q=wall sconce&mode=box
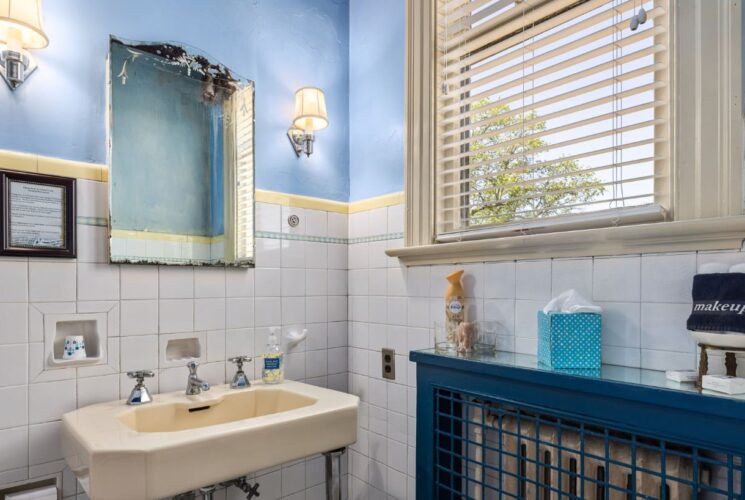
[0,0,49,90]
[287,87,328,157]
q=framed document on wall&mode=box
[0,171,76,258]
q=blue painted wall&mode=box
[349,0,405,201]
[0,0,350,202]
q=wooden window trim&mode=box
[390,0,744,266]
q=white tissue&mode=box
[730,263,745,274]
[542,289,602,314]
[698,262,729,274]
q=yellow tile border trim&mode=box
[254,189,350,214]
[0,149,107,181]
[348,192,405,214]
[0,149,404,213]
[111,229,223,244]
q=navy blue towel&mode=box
[687,273,745,333]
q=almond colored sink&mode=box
[62,381,359,500]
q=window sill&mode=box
[385,216,745,265]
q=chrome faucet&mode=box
[228,356,252,389]
[186,361,210,395]
[126,370,154,405]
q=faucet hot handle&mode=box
[229,356,252,371]
[127,370,154,384]
[186,361,199,375]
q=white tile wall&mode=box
[4,186,743,500]
[344,202,745,500]
[0,187,348,500]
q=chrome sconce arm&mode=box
[287,127,315,157]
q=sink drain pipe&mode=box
[324,447,346,500]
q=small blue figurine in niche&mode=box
[63,335,87,360]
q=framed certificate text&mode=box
[0,171,76,258]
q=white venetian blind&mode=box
[435,0,670,241]
[233,84,255,263]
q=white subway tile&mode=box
[281,268,306,297]
[77,374,119,407]
[76,225,108,263]
[640,303,696,353]
[305,269,328,296]
[516,260,551,301]
[641,349,695,371]
[406,266,430,298]
[120,335,158,372]
[159,266,194,299]
[29,421,63,465]
[206,330,226,362]
[120,265,158,300]
[159,299,194,333]
[484,299,516,336]
[551,258,593,298]
[194,268,225,298]
[77,263,119,301]
[225,268,254,298]
[281,240,305,268]
[593,256,641,302]
[29,379,76,424]
[254,297,281,327]
[305,242,328,270]
[387,205,404,234]
[226,298,253,329]
[484,261,516,299]
[226,328,253,359]
[514,300,543,339]
[328,212,348,239]
[0,426,27,472]
[0,386,27,429]
[282,297,305,325]
[0,303,27,344]
[255,268,281,297]
[195,298,226,331]
[29,262,76,302]
[328,296,348,322]
[0,344,27,386]
[0,261,27,302]
[641,253,696,303]
[598,301,641,348]
[328,243,348,270]
[306,296,327,324]
[305,209,328,237]
[256,203,281,232]
[255,238,281,268]
[120,300,158,335]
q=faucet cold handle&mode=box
[229,356,252,371]
[187,361,199,375]
[229,356,252,389]
[127,370,154,384]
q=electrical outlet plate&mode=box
[382,348,395,380]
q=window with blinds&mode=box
[435,0,670,241]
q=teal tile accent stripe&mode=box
[255,231,403,245]
[77,216,108,227]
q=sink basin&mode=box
[62,381,359,500]
[118,387,317,432]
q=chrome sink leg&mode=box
[199,485,216,500]
[324,447,345,500]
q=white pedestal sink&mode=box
[61,381,359,500]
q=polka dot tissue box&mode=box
[537,311,602,369]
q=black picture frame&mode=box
[0,170,76,258]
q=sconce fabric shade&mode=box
[293,87,328,132]
[0,0,48,49]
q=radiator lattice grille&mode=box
[434,388,744,499]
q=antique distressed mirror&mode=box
[108,38,254,266]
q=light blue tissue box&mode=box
[537,311,602,369]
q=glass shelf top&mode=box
[413,349,745,403]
